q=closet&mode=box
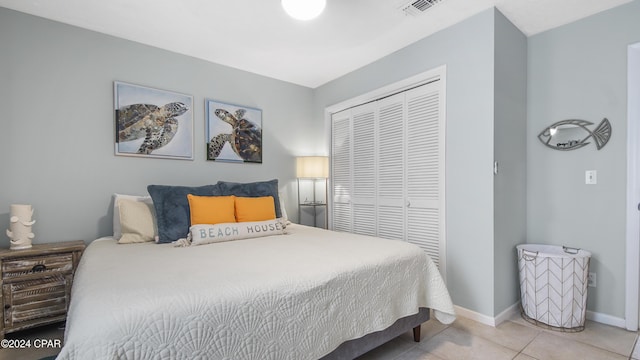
[330,75,445,274]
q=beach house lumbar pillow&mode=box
[189,219,285,246]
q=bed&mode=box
[57,181,455,359]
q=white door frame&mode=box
[625,42,640,331]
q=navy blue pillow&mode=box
[217,179,281,218]
[147,184,222,243]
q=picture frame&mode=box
[205,99,263,163]
[114,81,194,160]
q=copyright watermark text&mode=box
[1,338,62,349]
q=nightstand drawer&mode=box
[2,254,73,279]
[3,276,70,327]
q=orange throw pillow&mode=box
[187,195,236,225]
[235,196,276,222]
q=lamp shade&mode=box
[296,156,329,178]
[281,0,326,21]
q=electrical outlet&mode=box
[588,272,596,287]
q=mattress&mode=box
[57,224,455,360]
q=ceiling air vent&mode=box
[398,0,443,16]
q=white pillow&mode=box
[118,198,157,244]
[189,219,286,246]
[278,191,290,223]
[113,193,153,239]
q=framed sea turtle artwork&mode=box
[114,81,194,160]
[205,99,262,163]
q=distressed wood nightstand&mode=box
[0,241,84,339]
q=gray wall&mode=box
[0,8,316,246]
[493,11,527,315]
[314,9,498,316]
[527,0,640,319]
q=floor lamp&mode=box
[296,156,329,228]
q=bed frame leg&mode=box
[412,325,421,342]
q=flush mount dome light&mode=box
[282,0,326,20]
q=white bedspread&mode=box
[58,225,455,360]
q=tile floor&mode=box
[0,313,639,360]
[357,312,640,360]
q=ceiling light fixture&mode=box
[281,0,326,21]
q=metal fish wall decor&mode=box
[538,118,611,151]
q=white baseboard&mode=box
[586,310,626,329]
[453,306,495,327]
[495,302,521,325]
[454,303,627,330]
[454,303,519,327]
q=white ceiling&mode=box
[0,0,631,88]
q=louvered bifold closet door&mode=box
[405,81,444,270]
[376,93,406,241]
[331,109,352,232]
[351,103,377,236]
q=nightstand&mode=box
[298,202,327,228]
[0,241,85,339]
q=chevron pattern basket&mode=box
[517,244,591,332]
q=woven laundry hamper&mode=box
[517,244,591,332]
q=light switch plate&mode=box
[585,170,597,185]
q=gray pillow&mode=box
[217,179,281,218]
[147,184,222,243]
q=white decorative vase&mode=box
[6,204,36,250]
